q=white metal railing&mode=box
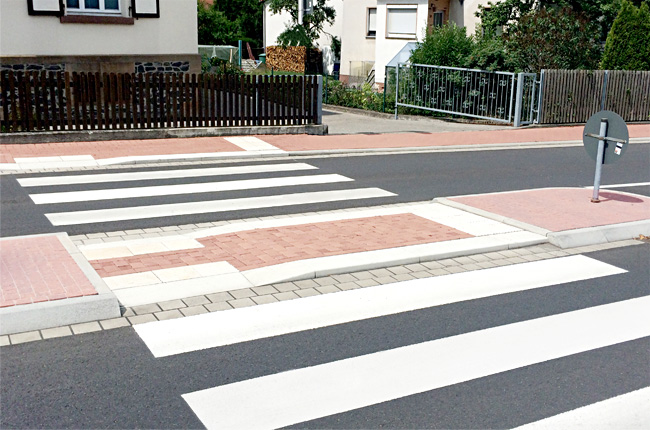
[395,63,520,123]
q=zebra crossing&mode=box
[131,254,650,429]
[16,161,397,231]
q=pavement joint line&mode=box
[2,239,644,345]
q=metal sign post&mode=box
[583,110,629,203]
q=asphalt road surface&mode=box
[1,244,648,429]
[1,144,648,236]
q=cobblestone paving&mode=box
[2,239,642,346]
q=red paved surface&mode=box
[262,124,650,151]
[0,137,243,162]
[2,125,648,162]
[450,188,650,232]
[91,214,473,277]
[0,235,98,307]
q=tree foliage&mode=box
[505,7,602,72]
[601,0,650,70]
[268,0,336,47]
[197,0,263,47]
[409,23,474,67]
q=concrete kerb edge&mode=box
[0,124,329,144]
[548,219,650,249]
[241,235,548,287]
[433,197,552,237]
[0,232,121,336]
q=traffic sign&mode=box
[583,110,629,165]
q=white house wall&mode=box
[448,0,494,35]
[374,0,428,84]
[0,0,197,57]
[339,0,377,79]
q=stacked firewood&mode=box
[266,46,307,73]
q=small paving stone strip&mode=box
[1,239,640,346]
[90,214,472,277]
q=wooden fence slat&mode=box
[33,71,43,131]
[1,72,11,132]
[87,73,95,130]
[8,71,18,132]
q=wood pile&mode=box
[266,46,323,74]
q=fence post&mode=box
[395,63,400,120]
[536,70,545,124]
[600,70,609,111]
[513,72,525,127]
[316,74,323,125]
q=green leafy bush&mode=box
[601,0,650,70]
[505,7,602,72]
[409,24,474,68]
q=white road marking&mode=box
[16,163,317,187]
[44,188,396,225]
[224,136,280,151]
[135,255,625,358]
[584,182,650,189]
[182,295,650,430]
[513,386,650,430]
[29,174,353,204]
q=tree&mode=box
[268,0,336,47]
[409,23,474,67]
[505,7,602,72]
[600,0,650,70]
[476,0,646,42]
[197,0,263,47]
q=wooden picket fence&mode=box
[0,71,321,133]
[539,69,650,124]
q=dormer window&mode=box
[66,0,121,14]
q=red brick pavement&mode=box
[0,235,98,307]
[450,188,650,232]
[0,137,243,162]
[91,214,473,277]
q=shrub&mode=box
[505,7,602,72]
[600,0,650,70]
[409,23,474,68]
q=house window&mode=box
[367,8,377,38]
[386,5,417,38]
[432,11,444,27]
[66,0,121,14]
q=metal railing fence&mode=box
[395,63,517,123]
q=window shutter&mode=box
[27,0,63,16]
[132,0,159,18]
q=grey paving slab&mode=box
[337,282,361,291]
[41,326,73,339]
[331,274,357,283]
[229,298,256,309]
[273,291,301,302]
[350,271,375,280]
[230,289,256,299]
[355,279,380,288]
[177,305,207,317]
[99,318,131,330]
[70,321,102,334]
[387,266,411,275]
[127,314,157,325]
[9,331,42,344]
[315,285,341,294]
[206,292,234,303]
[205,302,233,312]
[294,279,319,289]
[314,276,339,286]
[158,299,187,311]
[295,288,320,298]
[131,304,162,315]
[252,295,279,305]
[252,285,279,296]
[183,296,211,307]
[0,335,10,346]
[428,268,452,277]
[155,310,184,321]
[273,282,301,292]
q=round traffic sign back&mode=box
[583,110,629,165]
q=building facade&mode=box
[1,0,200,74]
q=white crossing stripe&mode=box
[44,188,396,225]
[135,255,625,358]
[224,136,280,151]
[16,162,317,187]
[513,386,650,430]
[599,182,650,189]
[182,295,650,430]
[29,174,353,204]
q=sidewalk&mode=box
[1,123,649,340]
[2,123,649,171]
